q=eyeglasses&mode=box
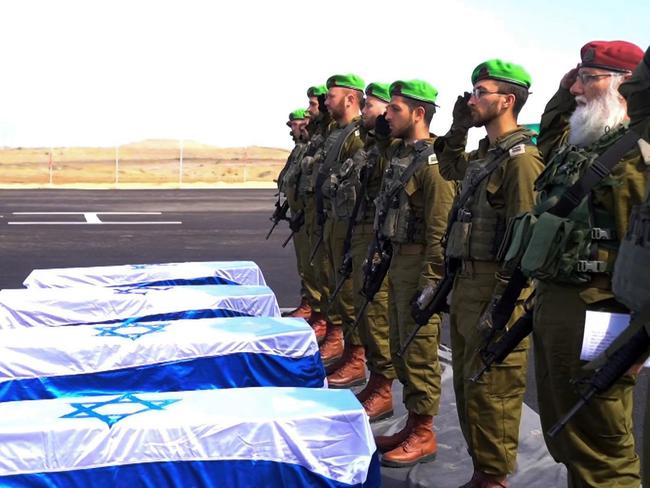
[470,87,509,99]
[576,72,624,85]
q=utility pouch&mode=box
[500,213,537,270]
[446,221,472,259]
[520,212,575,281]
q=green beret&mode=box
[365,82,391,103]
[289,108,309,121]
[307,85,327,98]
[389,79,439,104]
[471,59,532,88]
[326,73,365,92]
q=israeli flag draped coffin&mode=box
[23,260,267,288]
[0,317,325,402]
[0,388,380,487]
[0,285,280,329]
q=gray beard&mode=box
[568,86,627,147]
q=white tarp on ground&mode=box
[0,285,280,329]
[0,388,379,487]
[0,317,325,402]
[23,261,267,288]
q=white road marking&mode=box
[8,212,182,225]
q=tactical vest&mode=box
[281,143,307,194]
[331,145,380,221]
[374,142,435,244]
[445,149,518,261]
[297,133,326,196]
[319,124,359,208]
[504,127,629,284]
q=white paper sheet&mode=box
[580,310,650,367]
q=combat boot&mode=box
[380,413,436,467]
[319,324,343,367]
[458,471,508,488]
[282,298,312,320]
[355,371,380,404]
[327,345,366,388]
[308,311,328,344]
[374,412,415,453]
[362,374,393,422]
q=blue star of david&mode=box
[113,285,172,295]
[61,393,181,428]
[95,321,169,340]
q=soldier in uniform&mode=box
[435,60,544,488]
[316,74,365,371]
[372,80,456,467]
[293,85,332,343]
[502,40,646,487]
[278,108,311,319]
[325,82,396,419]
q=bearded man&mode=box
[504,40,646,487]
[434,60,544,488]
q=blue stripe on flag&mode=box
[66,307,251,327]
[109,276,239,288]
[0,352,326,402]
[0,454,381,487]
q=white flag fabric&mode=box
[0,388,380,487]
[23,261,267,288]
[0,285,280,329]
[0,317,325,402]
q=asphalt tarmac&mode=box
[0,188,647,481]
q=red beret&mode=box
[580,40,644,72]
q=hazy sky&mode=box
[0,0,647,149]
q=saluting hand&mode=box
[560,64,581,90]
[451,92,473,131]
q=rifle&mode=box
[547,324,650,438]
[266,197,289,240]
[350,234,393,332]
[469,308,534,382]
[281,209,305,248]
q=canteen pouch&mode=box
[499,213,537,271]
[520,212,575,281]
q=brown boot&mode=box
[308,312,328,344]
[374,412,415,453]
[282,298,313,320]
[355,372,379,403]
[380,414,437,467]
[362,375,393,422]
[458,471,508,488]
[319,325,343,367]
[327,346,366,388]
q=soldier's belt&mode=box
[394,243,426,255]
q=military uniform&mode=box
[506,41,647,488]
[438,124,543,477]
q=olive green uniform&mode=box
[279,142,311,302]
[377,137,456,415]
[297,116,331,313]
[319,120,364,337]
[330,130,395,377]
[436,126,543,476]
[514,86,649,487]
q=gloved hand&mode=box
[374,113,391,138]
[560,64,580,90]
[449,92,472,131]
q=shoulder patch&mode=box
[428,154,438,165]
[354,130,360,137]
[509,144,526,157]
[638,138,650,166]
